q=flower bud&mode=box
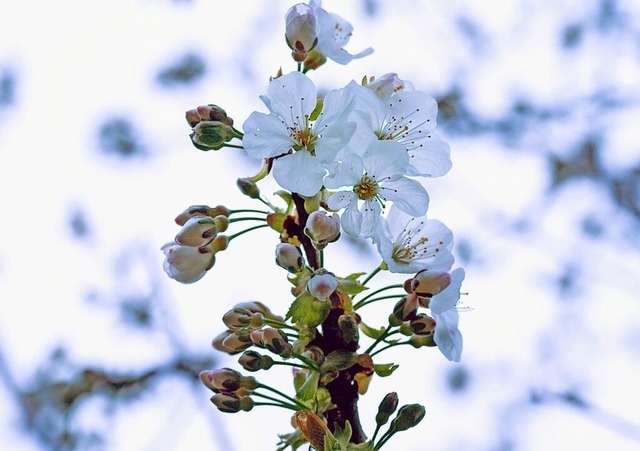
[200,368,243,393]
[409,333,435,348]
[211,235,229,253]
[237,177,261,199]
[304,211,340,250]
[212,330,253,355]
[222,307,256,329]
[234,301,284,322]
[302,346,325,366]
[186,104,233,127]
[190,120,236,151]
[375,392,399,427]
[175,205,231,226]
[175,215,217,247]
[303,49,327,71]
[238,350,274,372]
[306,273,338,301]
[161,241,214,284]
[410,314,436,336]
[411,270,451,298]
[285,4,318,61]
[366,73,407,100]
[337,314,359,344]
[210,392,254,413]
[262,327,293,357]
[275,243,304,273]
[389,404,426,432]
[390,294,418,323]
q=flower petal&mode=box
[272,150,326,196]
[380,177,429,217]
[242,111,294,159]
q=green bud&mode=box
[238,350,274,372]
[191,120,236,150]
[409,334,436,348]
[237,177,261,199]
[375,392,399,427]
[389,404,426,432]
[210,393,254,413]
[337,314,359,344]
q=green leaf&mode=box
[297,371,320,401]
[359,322,387,340]
[338,274,368,296]
[374,363,399,377]
[347,441,374,451]
[321,350,359,373]
[333,421,353,448]
[286,292,330,327]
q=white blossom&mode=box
[430,268,465,362]
[326,140,429,238]
[309,0,373,64]
[374,205,454,274]
[243,71,355,196]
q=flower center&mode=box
[353,175,379,201]
[289,115,317,151]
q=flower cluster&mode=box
[162,2,468,450]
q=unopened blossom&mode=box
[174,215,218,247]
[308,0,373,65]
[347,81,452,178]
[430,268,465,362]
[161,241,215,284]
[326,140,429,238]
[242,71,355,196]
[285,3,318,60]
[306,272,338,301]
[411,270,451,298]
[275,242,305,272]
[304,210,340,249]
[175,204,230,226]
[366,73,411,100]
[374,205,454,274]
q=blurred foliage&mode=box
[155,52,207,88]
[97,117,146,159]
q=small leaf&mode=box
[359,322,386,340]
[286,292,330,327]
[333,421,353,447]
[297,371,320,401]
[374,363,399,377]
[354,371,373,395]
[310,97,324,121]
[321,350,358,373]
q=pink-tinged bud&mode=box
[411,270,452,298]
[233,301,284,322]
[238,350,274,372]
[175,215,217,247]
[175,205,231,226]
[390,294,419,324]
[186,104,234,127]
[161,241,214,284]
[275,243,304,272]
[210,392,254,413]
[212,329,253,355]
[222,308,264,330]
[261,327,293,357]
[306,273,338,301]
[285,4,318,61]
[304,211,340,250]
[200,368,243,393]
[366,73,408,100]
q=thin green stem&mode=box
[297,61,302,72]
[255,383,308,410]
[361,264,383,287]
[229,209,270,215]
[223,143,244,149]
[354,294,405,311]
[228,224,269,241]
[364,325,393,355]
[232,126,244,137]
[292,352,320,372]
[263,318,298,331]
[373,428,395,451]
[229,217,267,224]
[370,423,383,444]
[253,401,299,411]
[272,360,314,371]
[353,284,404,304]
[370,341,410,358]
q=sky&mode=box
[1,0,640,450]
